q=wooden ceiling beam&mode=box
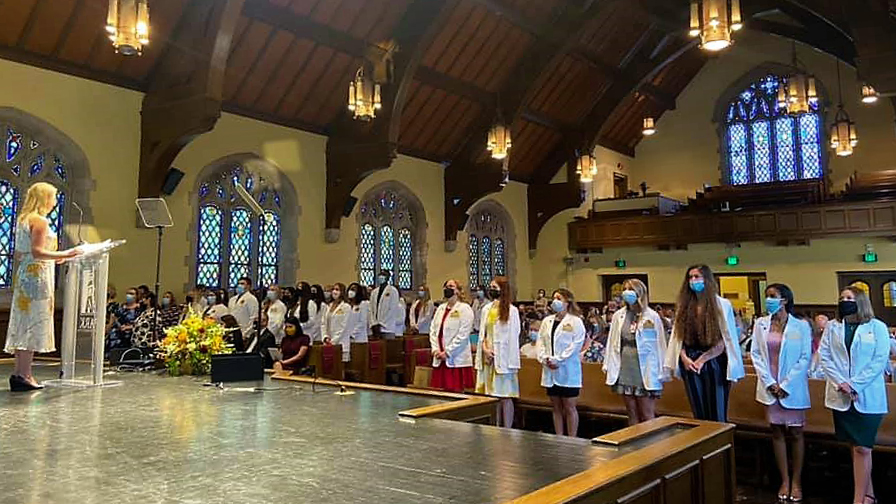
[138,0,245,197]
[414,65,496,106]
[0,46,144,92]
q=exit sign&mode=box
[614,259,626,269]
[726,255,739,266]
[863,251,878,263]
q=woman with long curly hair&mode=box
[663,265,744,422]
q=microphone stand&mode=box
[71,201,85,245]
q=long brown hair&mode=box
[842,285,874,324]
[491,276,512,323]
[672,264,723,347]
[553,288,582,317]
[330,283,347,307]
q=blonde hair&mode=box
[842,286,874,324]
[443,279,468,303]
[624,278,649,316]
[18,182,57,224]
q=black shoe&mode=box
[9,375,28,392]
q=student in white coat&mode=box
[202,288,230,322]
[664,264,744,423]
[537,288,586,437]
[474,277,521,428]
[470,286,487,347]
[346,282,370,347]
[263,285,288,344]
[323,283,352,363]
[750,284,812,503]
[409,285,435,335]
[429,279,474,393]
[228,277,259,342]
[294,282,324,342]
[603,279,667,426]
[369,269,404,339]
[819,286,890,504]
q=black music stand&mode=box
[136,198,174,345]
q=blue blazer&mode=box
[750,314,812,409]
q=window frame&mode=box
[467,201,513,290]
[356,185,423,291]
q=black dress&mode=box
[680,341,730,422]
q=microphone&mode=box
[71,201,85,245]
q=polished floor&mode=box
[0,362,659,504]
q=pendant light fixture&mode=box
[642,117,657,136]
[689,0,743,52]
[576,151,597,183]
[106,0,150,56]
[830,61,858,157]
[347,66,382,121]
[487,123,511,160]
[777,42,818,115]
[861,84,879,104]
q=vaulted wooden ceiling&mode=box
[0,0,879,184]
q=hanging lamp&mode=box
[861,84,879,104]
[642,117,657,136]
[776,42,818,114]
[348,66,382,121]
[576,151,597,183]
[487,99,512,161]
[106,0,150,56]
[689,0,743,52]
[830,61,858,157]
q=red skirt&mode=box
[430,364,474,393]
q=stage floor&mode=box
[0,362,680,504]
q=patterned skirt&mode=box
[475,363,520,398]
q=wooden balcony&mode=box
[569,197,896,251]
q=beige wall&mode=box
[0,58,532,299]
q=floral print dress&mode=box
[5,217,56,353]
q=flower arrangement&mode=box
[159,311,232,376]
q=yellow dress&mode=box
[5,217,56,353]
[475,306,520,398]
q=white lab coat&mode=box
[265,299,287,344]
[323,301,352,362]
[202,304,229,323]
[664,295,745,382]
[429,302,474,368]
[603,306,667,391]
[369,284,404,335]
[293,301,322,342]
[537,313,586,388]
[819,318,890,414]
[750,314,812,409]
[347,301,370,343]
[471,297,486,334]
[228,292,259,340]
[409,299,435,335]
[474,302,521,374]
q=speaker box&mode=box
[210,353,264,383]
[161,168,185,196]
[343,196,358,217]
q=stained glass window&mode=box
[357,188,418,290]
[0,121,70,287]
[195,166,283,289]
[467,206,511,287]
[724,74,824,185]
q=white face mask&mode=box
[266,291,277,301]
[347,290,356,300]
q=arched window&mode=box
[0,109,92,290]
[357,184,426,290]
[882,281,896,308]
[722,74,824,185]
[467,201,514,289]
[192,155,298,291]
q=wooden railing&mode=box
[569,197,896,251]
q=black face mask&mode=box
[488,288,500,300]
[443,287,455,300]
[838,300,858,318]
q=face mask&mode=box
[417,291,426,298]
[161,298,171,307]
[125,294,136,303]
[347,290,356,300]
[378,276,387,285]
[488,288,500,300]
[236,285,246,295]
[266,291,277,301]
[285,327,297,337]
[310,289,317,296]
[838,300,858,318]
[443,287,455,300]
[551,299,565,313]
[621,290,638,306]
[765,297,783,315]
[528,331,539,342]
[207,296,217,305]
[689,280,705,293]
[323,291,332,301]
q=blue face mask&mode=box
[161,298,171,307]
[621,290,638,306]
[529,331,539,342]
[689,280,705,293]
[236,285,246,295]
[207,296,217,305]
[125,294,136,303]
[551,299,565,313]
[266,290,277,301]
[765,297,783,315]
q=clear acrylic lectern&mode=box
[44,239,126,388]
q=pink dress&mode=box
[766,329,806,427]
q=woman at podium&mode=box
[6,182,81,391]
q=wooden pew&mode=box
[845,169,896,200]
[385,337,406,384]
[404,337,431,386]
[307,343,344,380]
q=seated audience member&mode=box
[275,317,311,373]
[219,314,244,351]
[137,284,151,302]
[106,286,142,350]
[533,289,549,314]
[186,286,207,315]
[106,284,119,321]
[520,318,541,359]
[202,289,229,322]
[132,293,162,347]
[159,291,183,329]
